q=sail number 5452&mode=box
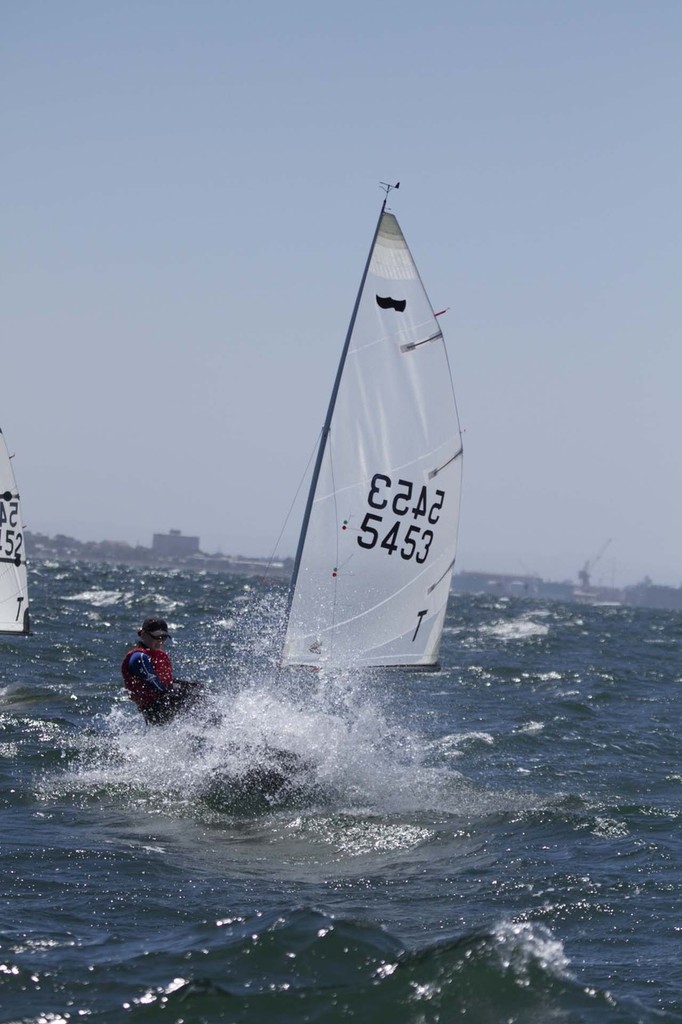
[357,474,444,563]
[0,498,23,561]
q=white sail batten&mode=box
[281,209,462,669]
[0,428,30,635]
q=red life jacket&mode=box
[121,644,173,711]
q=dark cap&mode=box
[139,617,170,638]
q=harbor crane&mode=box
[578,538,612,589]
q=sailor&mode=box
[121,617,201,725]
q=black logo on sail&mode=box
[376,295,407,312]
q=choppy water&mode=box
[1,561,680,1023]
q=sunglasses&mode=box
[149,633,169,641]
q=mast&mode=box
[284,194,391,623]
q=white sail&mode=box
[281,204,463,669]
[0,428,30,635]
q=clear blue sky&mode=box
[2,1,680,586]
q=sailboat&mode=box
[0,427,31,635]
[281,186,463,670]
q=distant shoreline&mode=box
[24,530,292,579]
[25,531,682,613]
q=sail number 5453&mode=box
[357,474,444,563]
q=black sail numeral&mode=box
[354,473,446,566]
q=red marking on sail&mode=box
[434,308,449,318]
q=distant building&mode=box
[624,579,682,611]
[152,529,200,558]
[452,570,542,597]
[536,579,577,602]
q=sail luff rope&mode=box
[328,431,341,663]
[260,431,322,583]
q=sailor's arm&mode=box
[127,650,172,692]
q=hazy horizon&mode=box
[3,2,681,589]
[25,523,673,591]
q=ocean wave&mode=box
[13,908,648,1024]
